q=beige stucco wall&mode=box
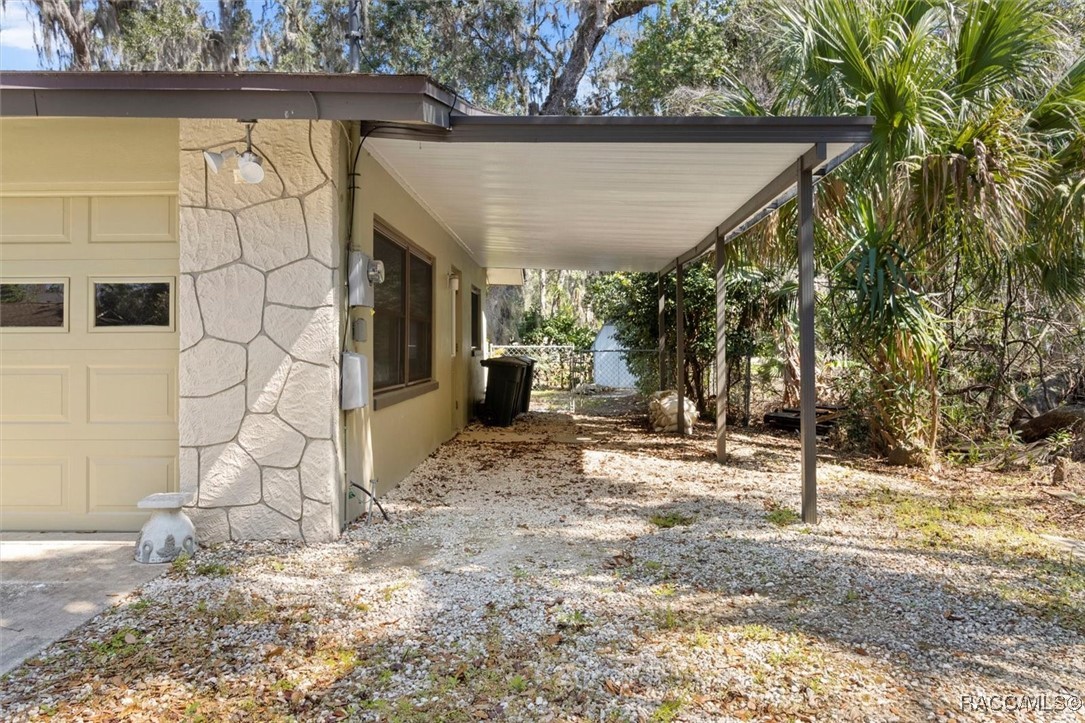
[349,147,487,504]
[178,119,346,543]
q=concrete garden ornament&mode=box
[135,492,197,564]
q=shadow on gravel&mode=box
[2,400,1081,721]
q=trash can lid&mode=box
[480,356,529,368]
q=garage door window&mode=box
[0,280,67,330]
[92,279,173,329]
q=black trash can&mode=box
[480,357,528,427]
[511,356,536,414]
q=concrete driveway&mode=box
[0,533,168,676]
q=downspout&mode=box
[341,121,385,526]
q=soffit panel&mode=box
[366,139,853,272]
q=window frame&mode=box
[0,277,70,333]
[88,276,175,333]
[470,287,482,350]
[372,220,436,405]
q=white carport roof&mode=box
[364,116,872,273]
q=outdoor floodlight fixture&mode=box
[202,147,236,173]
[202,121,265,184]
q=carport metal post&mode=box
[675,259,686,436]
[798,150,820,524]
[715,231,726,461]
[657,275,666,391]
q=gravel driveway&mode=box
[2,402,1083,721]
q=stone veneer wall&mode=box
[178,119,344,543]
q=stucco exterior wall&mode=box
[348,148,487,503]
[178,119,345,543]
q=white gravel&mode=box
[1,400,1083,722]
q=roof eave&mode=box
[0,71,496,125]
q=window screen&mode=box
[408,253,433,382]
[373,232,406,389]
[373,228,434,391]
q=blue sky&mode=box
[0,0,249,70]
[0,1,40,70]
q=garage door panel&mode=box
[0,332,181,352]
[0,456,68,510]
[0,366,69,423]
[88,365,175,424]
[0,196,78,244]
[0,195,176,261]
[1,351,176,440]
[90,196,177,244]
[88,454,175,512]
[1,440,177,531]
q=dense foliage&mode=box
[518,309,596,349]
[615,0,1085,465]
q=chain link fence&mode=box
[490,345,660,391]
[488,345,718,420]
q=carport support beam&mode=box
[715,232,726,461]
[658,275,666,391]
[797,157,818,523]
[676,259,686,436]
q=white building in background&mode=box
[591,324,637,388]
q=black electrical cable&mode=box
[350,481,390,522]
[344,81,466,246]
[346,123,393,247]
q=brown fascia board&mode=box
[366,113,876,144]
[0,71,497,125]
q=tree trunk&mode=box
[38,0,94,70]
[743,353,752,426]
[1016,405,1085,443]
[540,0,659,115]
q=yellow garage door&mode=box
[1,194,179,531]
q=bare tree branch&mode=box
[539,0,658,115]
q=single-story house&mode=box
[0,73,872,541]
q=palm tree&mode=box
[676,0,1085,464]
